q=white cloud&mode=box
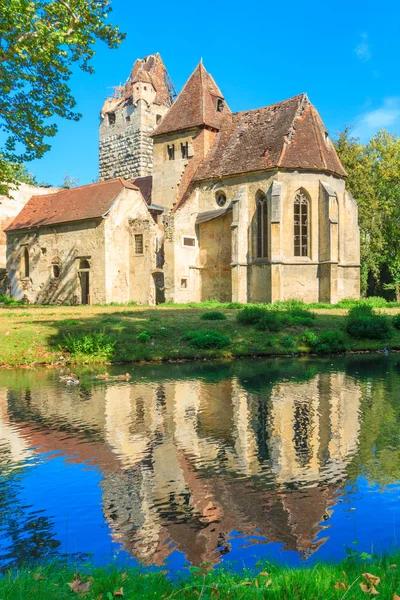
[353,97,400,140]
[355,33,371,62]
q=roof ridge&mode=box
[309,105,327,169]
[199,62,206,125]
[233,93,307,117]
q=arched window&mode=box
[21,247,30,278]
[294,189,310,257]
[79,259,90,270]
[256,191,268,258]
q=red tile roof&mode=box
[5,178,139,232]
[193,94,347,181]
[151,62,230,137]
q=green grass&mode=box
[2,554,400,599]
[0,300,399,366]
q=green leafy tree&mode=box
[0,0,125,194]
[335,128,400,298]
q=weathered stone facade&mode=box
[6,181,161,305]
[4,55,360,305]
[99,54,174,180]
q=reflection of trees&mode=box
[346,368,400,487]
[0,449,61,569]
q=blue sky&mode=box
[28,0,400,187]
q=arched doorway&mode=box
[78,259,91,305]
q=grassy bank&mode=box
[2,555,400,599]
[0,298,399,366]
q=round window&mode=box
[216,192,227,207]
[52,264,60,279]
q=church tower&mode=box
[99,54,175,180]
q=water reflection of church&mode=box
[1,369,361,566]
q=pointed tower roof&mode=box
[151,62,230,137]
[127,53,175,106]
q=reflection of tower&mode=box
[0,390,33,466]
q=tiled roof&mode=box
[151,62,230,137]
[5,179,138,232]
[193,94,347,181]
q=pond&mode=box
[0,355,399,572]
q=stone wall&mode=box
[6,219,107,304]
[0,182,58,269]
[99,96,169,181]
[163,169,360,304]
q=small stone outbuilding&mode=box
[5,178,163,304]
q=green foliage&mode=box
[314,330,347,353]
[237,305,314,331]
[0,294,22,306]
[60,172,79,189]
[346,305,392,340]
[337,296,389,309]
[335,128,400,298]
[182,329,230,349]
[393,314,400,330]
[301,329,319,346]
[137,331,151,343]
[62,331,115,360]
[4,554,400,600]
[280,334,296,350]
[200,311,227,321]
[0,0,125,194]
[236,306,268,325]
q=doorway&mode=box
[78,259,91,305]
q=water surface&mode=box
[0,355,399,572]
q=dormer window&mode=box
[108,113,116,126]
[181,142,189,159]
[167,144,175,160]
[216,98,224,113]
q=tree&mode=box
[0,0,125,194]
[60,171,79,188]
[335,128,400,298]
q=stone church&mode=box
[5,53,360,304]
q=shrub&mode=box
[0,294,22,306]
[338,296,388,309]
[226,302,243,309]
[200,311,227,321]
[280,334,296,350]
[182,329,230,349]
[313,330,347,354]
[236,306,268,325]
[286,307,315,327]
[62,331,115,360]
[393,314,400,330]
[137,331,151,343]
[346,305,392,340]
[256,310,289,332]
[302,329,319,347]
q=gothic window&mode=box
[216,191,227,207]
[21,247,29,278]
[181,142,189,159]
[108,113,116,126]
[294,189,310,257]
[167,144,175,160]
[256,191,268,258]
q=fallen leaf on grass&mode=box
[334,581,347,591]
[114,589,124,597]
[259,572,269,577]
[33,573,45,581]
[363,573,381,586]
[265,579,272,588]
[393,594,400,600]
[360,582,379,595]
[67,579,91,593]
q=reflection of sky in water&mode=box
[0,355,399,572]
